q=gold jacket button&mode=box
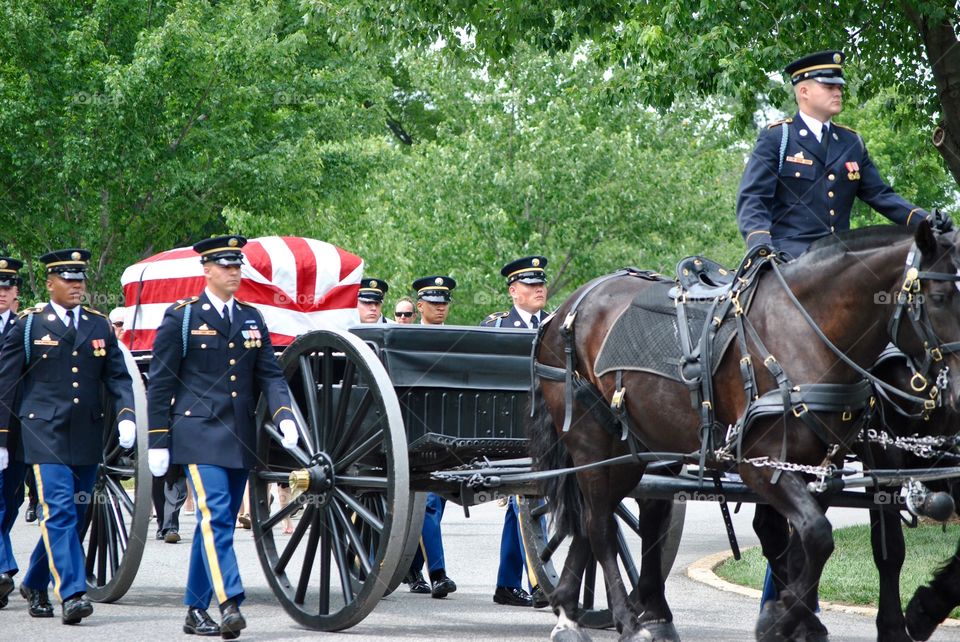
[827,191,834,198]
[830,209,836,216]
[72,351,78,356]
[201,343,207,349]
[828,174,835,181]
[228,342,235,349]
[185,410,192,416]
[231,391,238,398]
[229,359,236,365]
[72,367,78,373]
[73,398,79,404]
[794,172,801,177]
[28,413,34,419]
[831,226,835,232]
[72,382,79,388]
[230,375,237,381]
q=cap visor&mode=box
[58,272,87,281]
[815,76,845,85]
[419,295,449,303]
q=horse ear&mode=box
[915,218,937,257]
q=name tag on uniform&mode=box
[191,323,217,336]
[34,334,58,346]
[785,153,813,166]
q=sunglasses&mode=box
[394,311,414,318]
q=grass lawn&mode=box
[714,523,960,619]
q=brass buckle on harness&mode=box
[841,410,853,421]
[910,372,928,392]
[764,355,777,367]
[611,388,626,409]
[792,403,809,417]
[930,347,944,362]
[924,398,937,411]
[901,267,920,293]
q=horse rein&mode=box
[767,241,960,410]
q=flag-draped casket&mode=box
[119,237,363,351]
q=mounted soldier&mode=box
[736,50,948,260]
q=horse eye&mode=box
[930,293,946,304]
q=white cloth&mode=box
[148,448,170,477]
[279,419,298,449]
[0,447,7,471]
[515,307,542,328]
[118,419,136,448]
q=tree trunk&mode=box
[904,4,960,185]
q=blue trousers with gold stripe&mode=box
[497,496,529,589]
[410,493,446,574]
[0,459,25,575]
[23,463,97,601]
[185,465,247,608]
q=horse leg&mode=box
[579,484,642,640]
[867,498,911,642]
[905,535,960,641]
[749,471,832,642]
[630,498,680,642]
[752,504,792,610]
[550,532,595,642]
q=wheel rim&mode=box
[518,497,686,629]
[81,343,150,602]
[251,328,409,631]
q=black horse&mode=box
[530,222,960,641]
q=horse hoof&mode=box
[755,602,788,642]
[905,586,943,641]
[552,626,593,642]
[619,629,652,642]
[636,619,680,642]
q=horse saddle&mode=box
[669,256,735,300]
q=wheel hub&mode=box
[288,451,335,507]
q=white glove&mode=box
[118,419,137,449]
[0,447,7,471]
[148,448,169,477]
[279,419,299,449]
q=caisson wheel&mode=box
[518,496,686,629]
[81,343,151,602]
[251,328,409,631]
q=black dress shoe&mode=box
[493,585,532,607]
[0,572,13,601]
[184,607,220,636]
[156,529,164,540]
[164,529,181,544]
[25,505,36,523]
[406,571,430,594]
[21,586,53,618]
[219,599,246,640]
[530,585,550,609]
[431,576,457,599]
[62,594,93,625]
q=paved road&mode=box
[4,498,959,640]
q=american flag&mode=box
[119,236,363,351]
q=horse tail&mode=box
[528,376,584,538]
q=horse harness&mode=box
[532,240,960,485]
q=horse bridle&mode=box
[886,243,960,406]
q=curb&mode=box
[686,547,960,628]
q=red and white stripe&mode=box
[119,236,363,351]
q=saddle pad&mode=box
[594,281,745,382]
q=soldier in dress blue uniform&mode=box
[146,235,299,638]
[737,50,938,259]
[0,249,136,625]
[481,256,550,608]
[405,276,458,598]
[0,257,24,610]
[357,278,389,324]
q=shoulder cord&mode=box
[777,123,789,173]
[23,313,33,364]
[181,303,192,357]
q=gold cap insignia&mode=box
[71,251,81,261]
[532,258,540,267]
[370,280,378,288]
[833,53,842,64]
[434,277,443,285]
[228,237,238,247]
[0,260,6,269]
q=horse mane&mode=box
[787,226,913,272]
